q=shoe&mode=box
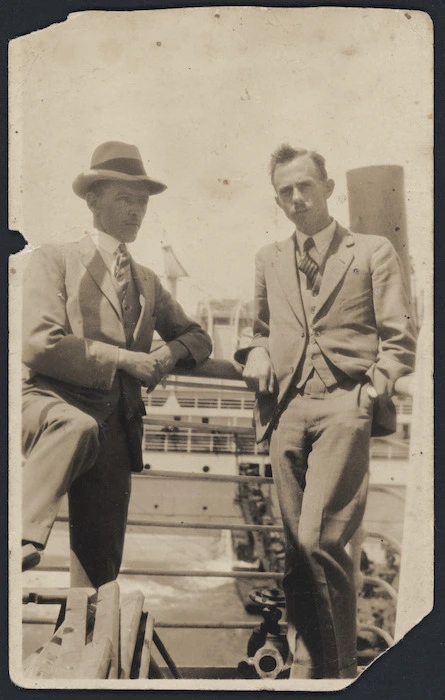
[22,543,41,571]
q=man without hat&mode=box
[235,145,416,678]
[21,141,212,586]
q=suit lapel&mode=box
[78,235,123,322]
[274,236,305,329]
[132,261,155,344]
[312,225,355,321]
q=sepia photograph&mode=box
[8,6,433,691]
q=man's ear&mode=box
[85,191,97,214]
[324,178,335,200]
[275,195,284,211]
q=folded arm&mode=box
[22,245,212,392]
[119,276,212,386]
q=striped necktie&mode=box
[298,236,319,289]
[114,243,132,299]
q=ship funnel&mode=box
[346,165,412,297]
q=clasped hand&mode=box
[242,347,276,394]
[117,346,176,389]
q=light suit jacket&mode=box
[22,235,212,467]
[235,224,416,442]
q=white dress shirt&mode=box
[295,218,337,269]
[91,228,124,278]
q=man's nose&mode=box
[292,187,304,204]
[129,201,144,217]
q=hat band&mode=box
[93,157,147,176]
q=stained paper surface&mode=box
[9,7,433,691]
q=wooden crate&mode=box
[23,582,157,680]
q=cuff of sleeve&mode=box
[175,334,211,364]
[90,341,119,391]
[234,339,269,366]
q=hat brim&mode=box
[73,169,167,199]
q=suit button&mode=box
[289,367,294,373]
[300,331,305,337]
[315,331,321,337]
[311,337,317,344]
[311,306,316,314]
[312,290,318,297]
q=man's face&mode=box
[273,155,334,235]
[88,181,150,243]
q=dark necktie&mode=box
[114,243,132,303]
[298,237,319,289]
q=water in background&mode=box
[22,524,260,670]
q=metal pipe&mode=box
[152,630,182,679]
[143,418,255,435]
[169,358,413,398]
[358,623,394,647]
[33,565,284,579]
[165,379,247,393]
[362,576,398,602]
[22,617,269,630]
[127,519,282,532]
[364,531,402,552]
[134,471,407,490]
[154,621,269,629]
[55,515,282,532]
[23,588,96,604]
[23,616,397,644]
[172,359,243,382]
[132,470,273,484]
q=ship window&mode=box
[177,397,196,408]
[149,396,168,407]
[197,397,218,408]
[221,398,242,409]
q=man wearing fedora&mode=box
[21,141,212,586]
[235,145,416,678]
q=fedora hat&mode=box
[72,141,167,198]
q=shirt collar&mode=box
[295,218,337,255]
[91,228,122,256]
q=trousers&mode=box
[269,373,372,678]
[22,392,134,588]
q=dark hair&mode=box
[269,144,328,184]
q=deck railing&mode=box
[144,428,268,455]
[24,359,414,674]
[143,428,410,460]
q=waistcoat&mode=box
[295,265,345,389]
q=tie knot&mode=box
[116,243,128,258]
[303,237,315,252]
